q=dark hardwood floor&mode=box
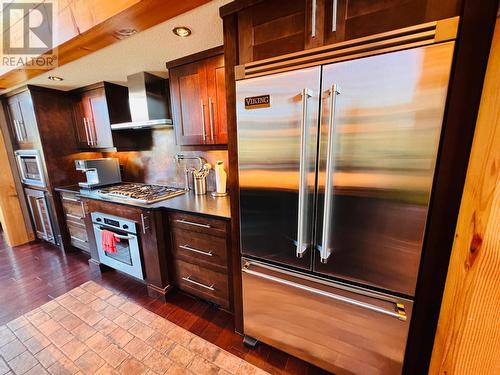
[0,233,329,375]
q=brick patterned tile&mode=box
[48,329,73,348]
[72,324,96,343]
[47,356,79,375]
[0,327,16,347]
[146,332,174,354]
[164,364,191,375]
[106,295,126,308]
[123,337,152,361]
[0,357,10,375]
[7,350,38,375]
[94,318,118,337]
[79,309,102,326]
[60,338,87,361]
[0,338,26,361]
[13,323,39,342]
[113,313,137,331]
[108,327,133,348]
[40,300,60,314]
[118,357,149,375]
[99,343,128,368]
[100,305,121,321]
[188,336,220,361]
[35,345,64,368]
[38,320,62,337]
[167,344,195,367]
[214,351,242,374]
[118,301,141,316]
[188,356,220,375]
[143,350,172,374]
[75,292,98,305]
[74,350,105,374]
[57,296,81,311]
[47,306,70,321]
[236,362,269,375]
[88,299,108,313]
[134,309,157,326]
[149,317,175,334]
[24,364,49,375]
[94,364,119,375]
[94,289,114,301]
[6,316,29,332]
[68,287,86,298]
[85,333,111,353]
[25,310,50,326]
[129,321,155,341]
[24,333,51,354]
[59,314,83,331]
[166,327,194,347]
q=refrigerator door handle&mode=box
[296,88,313,258]
[242,261,407,321]
[319,84,341,263]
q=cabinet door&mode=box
[7,93,38,148]
[323,0,462,45]
[205,55,228,145]
[71,96,91,149]
[170,60,209,145]
[7,97,23,145]
[87,90,113,148]
[237,0,308,64]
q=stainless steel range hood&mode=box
[111,72,173,130]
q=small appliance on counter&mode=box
[75,158,121,189]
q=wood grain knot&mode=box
[466,233,483,269]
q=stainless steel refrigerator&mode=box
[236,41,455,374]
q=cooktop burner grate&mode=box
[97,183,185,203]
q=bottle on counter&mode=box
[212,160,228,197]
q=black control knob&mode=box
[122,224,128,229]
[96,218,102,222]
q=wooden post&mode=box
[429,9,500,374]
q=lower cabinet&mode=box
[168,212,231,310]
[60,191,89,252]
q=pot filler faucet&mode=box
[175,154,207,191]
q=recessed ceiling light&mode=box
[48,76,63,81]
[172,26,192,37]
[115,28,138,38]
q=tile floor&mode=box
[0,281,269,375]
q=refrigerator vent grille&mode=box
[236,16,459,80]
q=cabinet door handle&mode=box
[19,121,27,141]
[83,118,91,146]
[208,97,215,143]
[175,219,211,228]
[70,235,87,243]
[89,118,97,146]
[200,99,207,143]
[66,213,82,220]
[311,0,317,37]
[62,196,79,203]
[179,244,213,257]
[13,120,22,142]
[332,0,338,32]
[140,213,149,234]
[182,275,215,291]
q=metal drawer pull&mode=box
[66,213,82,220]
[242,266,407,321]
[175,219,211,228]
[70,236,87,243]
[182,275,215,291]
[62,196,79,203]
[179,244,213,257]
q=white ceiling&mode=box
[1,0,230,93]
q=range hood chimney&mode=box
[111,72,173,130]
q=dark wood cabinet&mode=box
[70,82,130,150]
[5,91,39,149]
[168,211,231,310]
[59,191,89,252]
[222,0,462,64]
[168,47,227,146]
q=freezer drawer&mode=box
[242,259,413,374]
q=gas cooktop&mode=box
[97,183,185,204]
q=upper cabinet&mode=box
[5,91,39,149]
[168,47,227,146]
[222,0,462,64]
[70,82,130,150]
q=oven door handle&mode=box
[94,226,135,240]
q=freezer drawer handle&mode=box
[242,264,407,321]
[182,275,215,291]
[319,84,341,264]
[296,88,313,258]
[179,244,213,257]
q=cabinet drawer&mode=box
[174,259,229,309]
[171,229,227,271]
[169,212,227,237]
[67,220,89,251]
[61,193,85,219]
